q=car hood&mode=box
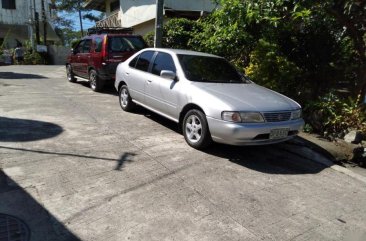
[190,82,301,112]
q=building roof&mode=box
[83,0,105,11]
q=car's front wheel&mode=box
[89,69,104,92]
[66,64,76,82]
[119,85,136,112]
[183,109,212,149]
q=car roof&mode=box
[143,48,222,58]
[86,34,142,37]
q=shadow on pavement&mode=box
[0,72,47,79]
[0,145,136,172]
[72,80,118,96]
[204,138,329,175]
[0,170,81,241]
[0,117,63,142]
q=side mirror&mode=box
[71,48,77,55]
[160,70,176,80]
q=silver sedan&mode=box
[115,48,304,149]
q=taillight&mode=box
[101,35,108,62]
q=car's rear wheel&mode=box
[89,69,104,92]
[119,85,136,112]
[183,109,212,149]
[66,64,76,82]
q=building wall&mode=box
[133,19,155,36]
[0,0,30,25]
[118,0,216,28]
[0,0,55,26]
[0,0,59,48]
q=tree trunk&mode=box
[358,62,366,104]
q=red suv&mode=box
[66,27,147,92]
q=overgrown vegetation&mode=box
[305,92,366,139]
[148,0,366,138]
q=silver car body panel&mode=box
[115,48,305,146]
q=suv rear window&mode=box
[108,36,146,53]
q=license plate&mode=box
[269,128,289,139]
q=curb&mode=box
[288,136,366,185]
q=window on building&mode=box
[110,1,120,12]
[2,0,16,9]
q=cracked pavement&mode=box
[0,65,366,241]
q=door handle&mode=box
[147,80,152,83]
[125,72,130,76]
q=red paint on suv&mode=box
[66,28,147,92]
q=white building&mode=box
[84,0,217,35]
[0,0,60,48]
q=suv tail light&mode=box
[101,35,108,63]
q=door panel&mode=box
[79,39,92,78]
[145,52,179,117]
[126,51,155,102]
[145,75,179,118]
[71,40,84,76]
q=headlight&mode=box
[240,112,264,123]
[291,109,302,120]
[222,111,242,123]
[222,111,264,123]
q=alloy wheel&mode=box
[185,115,202,143]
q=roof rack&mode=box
[87,27,134,35]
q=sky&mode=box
[61,10,102,32]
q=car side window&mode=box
[129,55,139,68]
[82,39,92,53]
[135,51,154,72]
[152,52,176,76]
[94,37,103,53]
[75,40,84,54]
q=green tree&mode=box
[303,0,366,101]
[144,18,202,49]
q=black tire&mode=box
[182,109,212,149]
[66,64,76,82]
[89,69,104,92]
[119,85,136,112]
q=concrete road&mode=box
[0,65,365,241]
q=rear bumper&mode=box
[98,65,115,81]
[207,117,304,146]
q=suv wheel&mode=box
[66,65,76,82]
[119,85,136,111]
[183,109,212,149]
[89,69,104,92]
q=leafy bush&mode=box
[304,91,366,139]
[144,18,202,49]
[245,39,303,99]
[24,51,44,65]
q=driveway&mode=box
[0,65,365,241]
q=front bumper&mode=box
[206,117,304,146]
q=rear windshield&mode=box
[108,36,146,53]
[177,54,247,83]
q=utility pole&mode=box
[41,0,47,45]
[154,0,164,48]
[34,0,40,44]
[28,0,34,49]
[78,0,84,37]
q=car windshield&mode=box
[177,54,248,83]
[108,36,146,53]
